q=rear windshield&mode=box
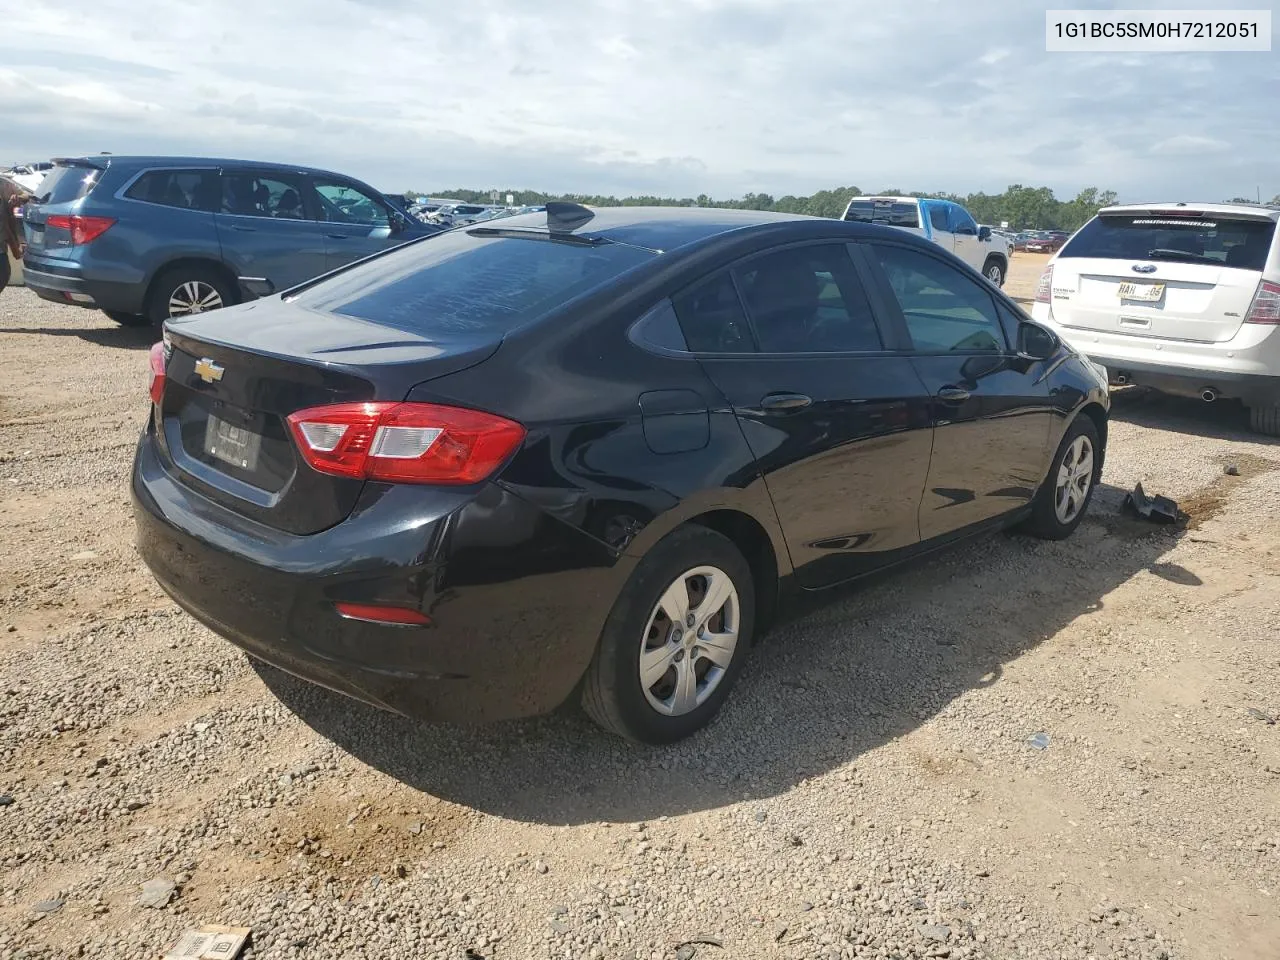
[843,200,920,228]
[290,230,657,336]
[1061,214,1277,271]
[33,163,102,205]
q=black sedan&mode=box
[133,204,1109,743]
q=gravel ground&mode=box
[1,266,1278,960]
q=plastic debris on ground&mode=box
[1123,482,1182,524]
[1028,732,1051,750]
[160,925,251,960]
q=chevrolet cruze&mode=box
[133,204,1109,743]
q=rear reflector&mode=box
[1244,280,1280,325]
[148,341,167,405]
[1034,266,1053,303]
[45,214,115,245]
[334,602,431,626]
[287,401,525,485]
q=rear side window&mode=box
[1061,214,1277,271]
[125,170,218,211]
[843,199,920,228]
[291,231,656,336]
[672,273,755,353]
[33,164,101,204]
[927,205,949,231]
[737,244,882,352]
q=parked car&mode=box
[20,156,441,327]
[1032,202,1280,435]
[3,162,52,194]
[134,204,1109,743]
[841,196,1010,287]
[1023,231,1069,254]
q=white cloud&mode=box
[0,0,1275,201]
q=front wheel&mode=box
[982,257,1006,287]
[582,526,754,743]
[1023,416,1101,540]
[147,265,237,326]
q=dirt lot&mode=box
[1,254,1278,960]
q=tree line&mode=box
[407,184,1133,232]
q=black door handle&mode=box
[936,386,971,403]
[760,393,813,412]
[230,225,257,232]
[325,233,348,240]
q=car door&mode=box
[670,241,935,589]
[948,203,983,270]
[922,200,956,256]
[864,241,1054,540]
[213,169,329,291]
[311,178,400,269]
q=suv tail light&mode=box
[148,341,167,405]
[1244,280,1280,325]
[1034,265,1054,303]
[287,402,526,485]
[45,214,115,245]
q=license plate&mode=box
[203,415,261,470]
[1117,281,1164,302]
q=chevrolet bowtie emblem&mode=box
[194,358,224,383]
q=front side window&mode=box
[948,205,977,235]
[736,244,882,353]
[873,245,1006,353]
[220,173,310,220]
[313,180,389,227]
[125,170,216,211]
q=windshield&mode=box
[1060,213,1277,270]
[290,230,657,337]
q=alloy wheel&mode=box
[168,281,224,317]
[638,565,739,717]
[1054,434,1094,524]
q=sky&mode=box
[1,0,1276,202]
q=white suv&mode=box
[1031,202,1280,435]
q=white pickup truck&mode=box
[841,196,1011,287]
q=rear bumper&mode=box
[131,429,628,723]
[21,257,145,313]
[1033,303,1280,404]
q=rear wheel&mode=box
[982,256,1006,287]
[103,309,148,327]
[1023,416,1101,540]
[147,265,237,326]
[1248,404,1280,437]
[582,526,754,743]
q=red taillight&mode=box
[45,214,115,245]
[1034,265,1054,303]
[287,402,526,485]
[148,341,167,405]
[334,602,431,626]
[1244,280,1280,325]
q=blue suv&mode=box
[22,156,439,326]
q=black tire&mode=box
[1248,404,1280,437]
[103,309,149,327]
[982,256,1006,287]
[1023,415,1101,540]
[146,265,237,326]
[582,526,755,743]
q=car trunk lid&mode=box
[156,297,500,535]
[1048,210,1278,343]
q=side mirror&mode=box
[1017,321,1058,362]
[978,226,992,242]
[389,210,408,233]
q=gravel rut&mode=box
[1,268,1278,960]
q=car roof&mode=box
[1100,201,1280,221]
[56,155,373,181]
[467,205,918,252]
